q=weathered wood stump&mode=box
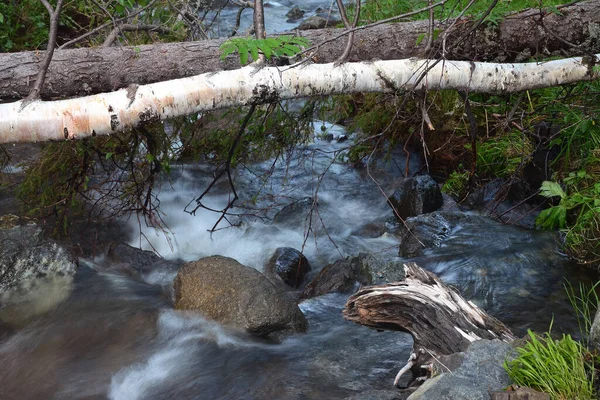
[343,262,515,387]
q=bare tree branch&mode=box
[26,0,65,102]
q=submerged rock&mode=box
[273,197,313,225]
[389,175,443,220]
[300,253,405,299]
[285,5,305,21]
[265,247,311,288]
[0,217,78,294]
[174,255,308,337]
[398,212,458,258]
[106,242,182,278]
[407,339,514,400]
[297,15,340,30]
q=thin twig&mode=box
[102,24,170,47]
[58,0,158,49]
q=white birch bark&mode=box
[0,55,598,143]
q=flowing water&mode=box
[1,4,599,398]
[0,123,597,399]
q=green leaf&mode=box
[105,152,113,160]
[219,42,238,60]
[247,40,259,62]
[237,41,249,65]
[290,36,310,47]
[415,33,426,46]
[257,41,273,59]
[0,13,4,24]
[539,181,566,199]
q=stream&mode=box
[0,122,597,399]
[1,3,599,399]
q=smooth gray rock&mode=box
[408,340,514,400]
[389,175,443,221]
[265,247,311,288]
[174,255,308,337]
[0,219,77,294]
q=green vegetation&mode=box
[504,328,596,400]
[476,131,534,178]
[505,282,600,399]
[565,281,600,347]
[350,0,567,25]
[0,0,187,52]
[442,168,469,198]
[219,35,311,65]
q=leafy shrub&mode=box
[537,154,600,266]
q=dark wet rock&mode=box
[0,218,78,294]
[398,212,460,258]
[273,197,313,224]
[300,253,405,299]
[106,242,182,278]
[174,255,308,337]
[440,193,461,212]
[285,5,305,20]
[464,178,541,229]
[265,247,311,288]
[297,15,340,30]
[337,134,349,143]
[389,175,443,220]
[407,339,514,400]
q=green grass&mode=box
[504,329,596,400]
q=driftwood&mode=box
[0,0,598,102]
[343,262,515,387]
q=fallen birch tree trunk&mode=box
[0,0,597,102]
[343,262,515,387]
[1,54,598,143]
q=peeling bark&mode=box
[1,54,598,143]
[0,0,598,102]
[343,262,515,386]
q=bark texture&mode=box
[343,262,515,386]
[2,55,598,143]
[343,262,515,355]
[0,0,598,102]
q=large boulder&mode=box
[265,247,311,288]
[300,253,405,299]
[408,340,514,400]
[0,216,78,294]
[389,175,443,220]
[174,255,308,337]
